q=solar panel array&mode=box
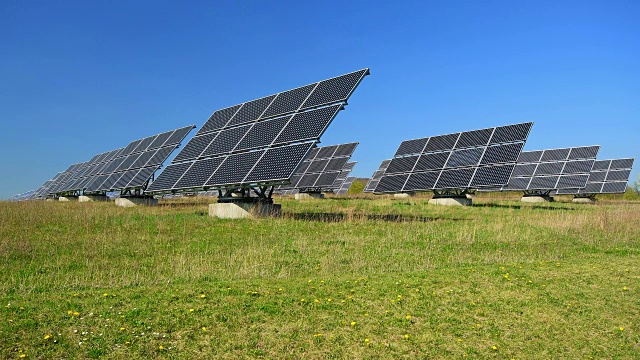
[41,125,194,196]
[555,158,635,195]
[276,143,359,193]
[335,176,357,195]
[146,69,369,194]
[332,161,357,193]
[488,146,600,191]
[374,122,533,193]
[363,159,391,192]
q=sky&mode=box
[1,0,639,199]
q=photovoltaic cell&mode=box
[363,159,391,192]
[206,150,265,186]
[245,142,314,183]
[261,84,316,119]
[147,162,194,192]
[395,138,428,156]
[200,124,252,157]
[174,157,224,189]
[197,105,242,135]
[273,105,342,144]
[300,69,369,109]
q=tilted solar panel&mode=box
[147,69,369,197]
[490,146,600,191]
[363,159,391,192]
[555,158,635,195]
[374,123,533,193]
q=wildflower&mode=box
[159,345,164,350]
[327,298,332,302]
[73,293,78,297]
[313,333,322,337]
[365,338,370,343]
[44,334,52,340]
[350,321,356,326]
[120,327,125,331]
[623,287,628,291]
[492,345,498,350]
[189,309,194,312]
[103,293,108,297]
[620,327,624,331]
[404,334,409,339]
[314,299,319,303]
[67,311,73,315]
[406,315,411,320]
[300,299,305,302]
[200,294,206,298]
[73,312,79,317]
[364,313,369,317]
[20,354,26,358]
[202,327,207,331]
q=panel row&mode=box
[173,105,343,163]
[385,142,524,175]
[147,142,314,193]
[196,69,369,135]
[517,146,600,163]
[394,122,533,156]
[375,164,516,193]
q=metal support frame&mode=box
[217,185,275,204]
[522,190,552,197]
[573,193,596,200]
[432,189,470,199]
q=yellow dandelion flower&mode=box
[159,345,164,350]
[67,311,72,315]
[125,341,131,345]
[103,293,108,297]
[73,312,79,317]
[120,327,125,331]
[202,327,207,331]
[189,309,194,312]
[406,315,411,320]
[200,294,206,298]
[623,287,628,291]
[492,345,498,350]
[365,338,370,343]
[44,334,52,340]
[364,313,369,316]
[404,334,409,339]
[350,321,356,326]
[620,327,624,331]
[327,298,332,302]
[19,355,26,358]
[314,299,319,303]
[73,293,78,297]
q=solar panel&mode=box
[277,143,359,193]
[373,123,533,193]
[48,125,194,196]
[555,158,635,195]
[332,161,357,191]
[148,69,369,200]
[335,176,357,195]
[490,146,600,191]
[363,159,391,192]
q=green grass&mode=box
[1,196,639,358]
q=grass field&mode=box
[1,194,639,359]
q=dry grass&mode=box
[1,197,639,358]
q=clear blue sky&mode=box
[2,0,639,199]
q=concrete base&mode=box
[521,195,554,203]
[295,193,324,200]
[115,197,158,207]
[58,196,77,202]
[428,197,472,206]
[572,197,597,204]
[209,202,282,219]
[393,193,414,199]
[79,195,108,202]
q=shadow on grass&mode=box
[474,203,577,211]
[285,212,466,223]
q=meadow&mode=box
[1,193,639,359]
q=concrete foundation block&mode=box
[79,195,108,202]
[521,196,554,203]
[572,197,597,204]
[393,193,414,199]
[209,203,282,219]
[294,193,324,200]
[115,197,158,207]
[58,196,77,202]
[428,197,472,206]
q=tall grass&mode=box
[1,197,639,358]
